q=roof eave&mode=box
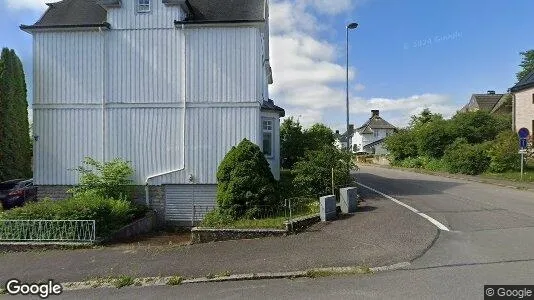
[20,22,111,33]
[174,19,265,27]
[510,82,534,93]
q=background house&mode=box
[22,0,283,225]
[510,70,534,134]
[459,91,512,114]
[352,110,396,155]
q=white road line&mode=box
[356,182,450,232]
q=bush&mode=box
[414,119,454,158]
[384,129,418,162]
[292,146,354,198]
[450,111,511,144]
[443,139,490,175]
[216,139,279,219]
[69,157,134,200]
[488,131,520,173]
[279,170,297,200]
[0,191,148,237]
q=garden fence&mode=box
[192,197,319,227]
[0,220,96,245]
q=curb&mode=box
[358,164,534,193]
[61,263,411,292]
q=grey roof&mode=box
[185,0,265,22]
[261,99,285,117]
[363,138,386,149]
[22,0,265,30]
[22,0,108,30]
[511,70,534,92]
[490,93,513,114]
[471,94,504,111]
[357,115,396,133]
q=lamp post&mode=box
[346,22,358,152]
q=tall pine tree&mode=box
[0,48,32,181]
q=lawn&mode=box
[482,165,534,183]
[201,201,319,230]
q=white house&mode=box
[352,110,396,155]
[511,70,534,136]
[21,0,284,225]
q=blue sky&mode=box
[1,0,533,130]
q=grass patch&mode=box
[167,275,183,286]
[482,165,534,183]
[306,267,372,278]
[201,201,319,230]
[113,275,134,289]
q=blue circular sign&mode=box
[518,128,530,139]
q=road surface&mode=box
[8,165,534,299]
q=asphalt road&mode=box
[7,165,534,299]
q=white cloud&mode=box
[4,0,47,11]
[269,0,459,130]
[350,93,459,127]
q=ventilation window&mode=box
[137,0,151,13]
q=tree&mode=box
[516,50,534,83]
[216,139,278,218]
[292,145,354,198]
[280,117,306,169]
[384,129,418,162]
[303,123,336,151]
[409,108,443,129]
[0,48,32,181]
[450,111,510,144]
[414,118,454,158]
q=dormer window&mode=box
[137,0,151,13]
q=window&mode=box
[374,131,379,138]
[263,119,273,157]
[137,0,151,13]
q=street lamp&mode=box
[346,22,358,152]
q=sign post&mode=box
[518,128,530,181]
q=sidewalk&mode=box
[360,163,534,192]
[0,189,437,284]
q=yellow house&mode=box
[511,71,534,135]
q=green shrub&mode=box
[487,131,520,173]
[292,146,354,198]
[414,119,454,158]
[423,157,446,172]
[443,139,490,175]
[399,157,424,169]
[279,170,296,200]
[216,139,279,219]
[201,208,235,227]
[0,191,148,237]
[69,157,134,200]
[384,129,418,162]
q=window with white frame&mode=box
[263,119,273,157]
[137,0,151,13]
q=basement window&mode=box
[137,0,151,13]
[263,119,273,157]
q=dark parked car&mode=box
[0,179,37,210]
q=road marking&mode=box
[356,182,450,232]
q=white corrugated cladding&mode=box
[165,185,217,223]
[107,0,185,30]
[106,29,184,103]
[34,32,104,104]
[33,108,103,185]
[32,9,265,186]
[152,106,261,185]
[186,27,263,103]
[105,107,184,184]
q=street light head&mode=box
[347,22,359,29]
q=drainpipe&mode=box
[144,24,188,206]
[100,27,106,162]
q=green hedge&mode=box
[0,191,148,237]
[443,139,490,175]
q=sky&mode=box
[1,0,533,131]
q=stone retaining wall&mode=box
[191,214,321,244]
[101,211,156,244]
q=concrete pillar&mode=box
[320,195,337,222]
[340,187,358,213]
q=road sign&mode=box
[518,128,530,139]
[519,149,527,154]
[520,138,528,150]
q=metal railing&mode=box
[0,220,96,245]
